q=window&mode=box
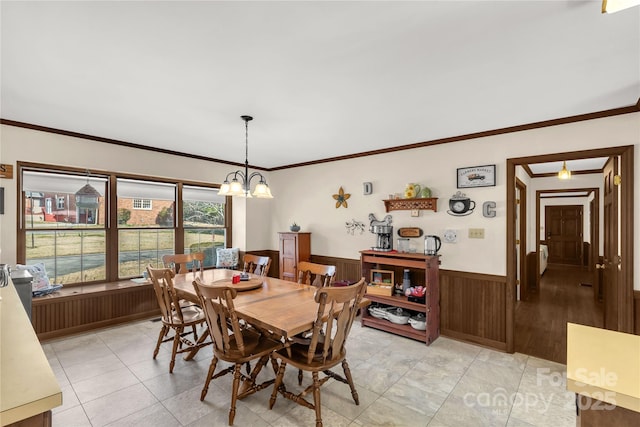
[117,179,176,277]
[18,164,231,285]
[21,170,107,284]
[183,185,227,268]
[132,198,152,210]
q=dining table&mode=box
[172,269,369,349]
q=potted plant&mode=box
[290,222,301,232]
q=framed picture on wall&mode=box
[457,164,496,188]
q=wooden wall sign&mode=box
[397,227,423,238]
[0,164,13,179]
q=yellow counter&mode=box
[0,279,62,426]
[567,322,640,413]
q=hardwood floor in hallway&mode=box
[515,264,604,364]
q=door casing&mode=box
[506,145,634,352]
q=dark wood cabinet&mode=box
[278,232,311,282]
[360,250,440,345]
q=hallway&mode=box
[515,264,604,364]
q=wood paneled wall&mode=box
[439,269,508,351]
[252,250,362,282]
[33,251,514,350]
[310,254,361,282]
[304,254,509,351]
[33,285,159,341]
[525,252,538,295]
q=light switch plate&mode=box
[469,228,485,239]
[411,209,419,217]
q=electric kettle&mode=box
[424,235,441,255]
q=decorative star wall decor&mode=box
[333,186,350,208]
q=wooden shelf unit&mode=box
[383,197,438,212]
[360,250,440,345]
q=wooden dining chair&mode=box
[162,252,205,274]
[291,261,338,383]
[242,254,272,277]
[297,261,336,288]
[193,277,283,426]
[269,278,366,427]
[146,266,210,373]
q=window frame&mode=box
[17,162,232,286]
[182,185,229,268]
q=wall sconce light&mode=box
[558,161,572,180]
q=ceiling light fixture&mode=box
[217,115,273,198]
[602,0,640,13]
[558,161,572,180]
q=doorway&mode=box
[506,146,634,360]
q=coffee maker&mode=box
[368,213,393,252]
[371,225,393,251]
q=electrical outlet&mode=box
[469,228,485,239]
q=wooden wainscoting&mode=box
[256,252,511,351]
[248,251,361,282]
[525,251,538,296]
[32,283,159,341]
[440,269,508,351]
[310,254,362,282]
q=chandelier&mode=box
[217,115,273,198]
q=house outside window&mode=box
[21,170,107,284]
[117,178,176,278]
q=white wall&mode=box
[1,113,639,290]
[268,113,639,288]
[0,125,273,262]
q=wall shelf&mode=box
[383,198,438,212]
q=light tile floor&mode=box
[44,318,576,426]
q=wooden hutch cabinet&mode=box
[278,232,311,282]
[360,250,440,345]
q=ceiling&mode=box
[1,1,639,170]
